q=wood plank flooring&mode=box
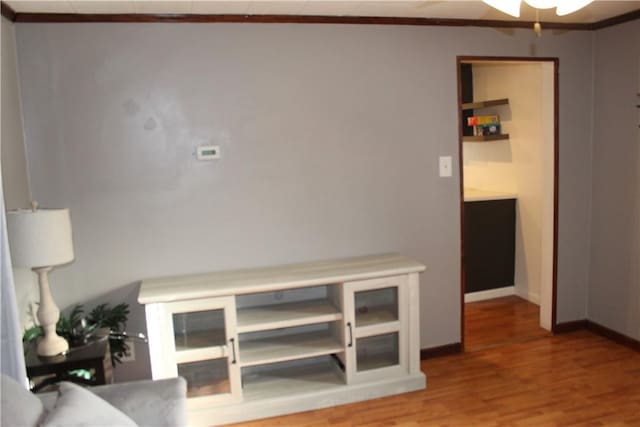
[229,298,640,426]
[464,296,550,351]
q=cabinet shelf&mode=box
[241,356,344,401]
[355,304,398,327]
[237,300,342,334]
[463,134,510,143]
[462,98,509,110]
[174,329,226,352]
[239,332,343,367]
[178,359,231,398]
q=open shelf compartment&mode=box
[239,329,343,367]
[237,299,342,334]
[241,355,345,400]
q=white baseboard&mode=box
[515,287,540,305]
[464,286,515,303]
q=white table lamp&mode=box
[7,203,75,357]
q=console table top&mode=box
[138,253,425,304]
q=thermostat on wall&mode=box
[196,145,221,161]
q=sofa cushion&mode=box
[1,373,46,427]
[90,377,188,427]
[36,377,187,427]
[41,382,137,427]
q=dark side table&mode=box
[25,337,113,392]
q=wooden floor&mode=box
[464,296,551,352]
[230,297,640,426]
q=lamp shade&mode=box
[6,208,74,268]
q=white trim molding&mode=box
[464,286,515,303]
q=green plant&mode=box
[87,303,130,365]
[22,304,86,345]
[23,303,130,367]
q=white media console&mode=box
[138,254,426,426]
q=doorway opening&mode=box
[457,57,559,351]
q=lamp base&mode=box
[37,334,69,357]
[33,266,69,357]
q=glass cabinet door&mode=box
[157,296,241,405]
[355,332,400,372]
[173,309,227,351]
[354,287,399,327]
[343,276,408,384]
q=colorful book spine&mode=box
[467,115,500,126]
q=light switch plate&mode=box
[439,156,452,177]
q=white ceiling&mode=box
[5,0,640,24]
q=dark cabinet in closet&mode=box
[464,199,516,293]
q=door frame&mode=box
[456,56,560,350]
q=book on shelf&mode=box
[467,115,499,126]
[475,123,501,136]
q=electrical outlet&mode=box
[121,338,136,362]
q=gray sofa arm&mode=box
[91,377,188,427]
[39,377,188,427]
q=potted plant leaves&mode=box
[23,302,144,366]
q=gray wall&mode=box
[15,23,594,380]
[589,20,640,340]
[1,16,30,210]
